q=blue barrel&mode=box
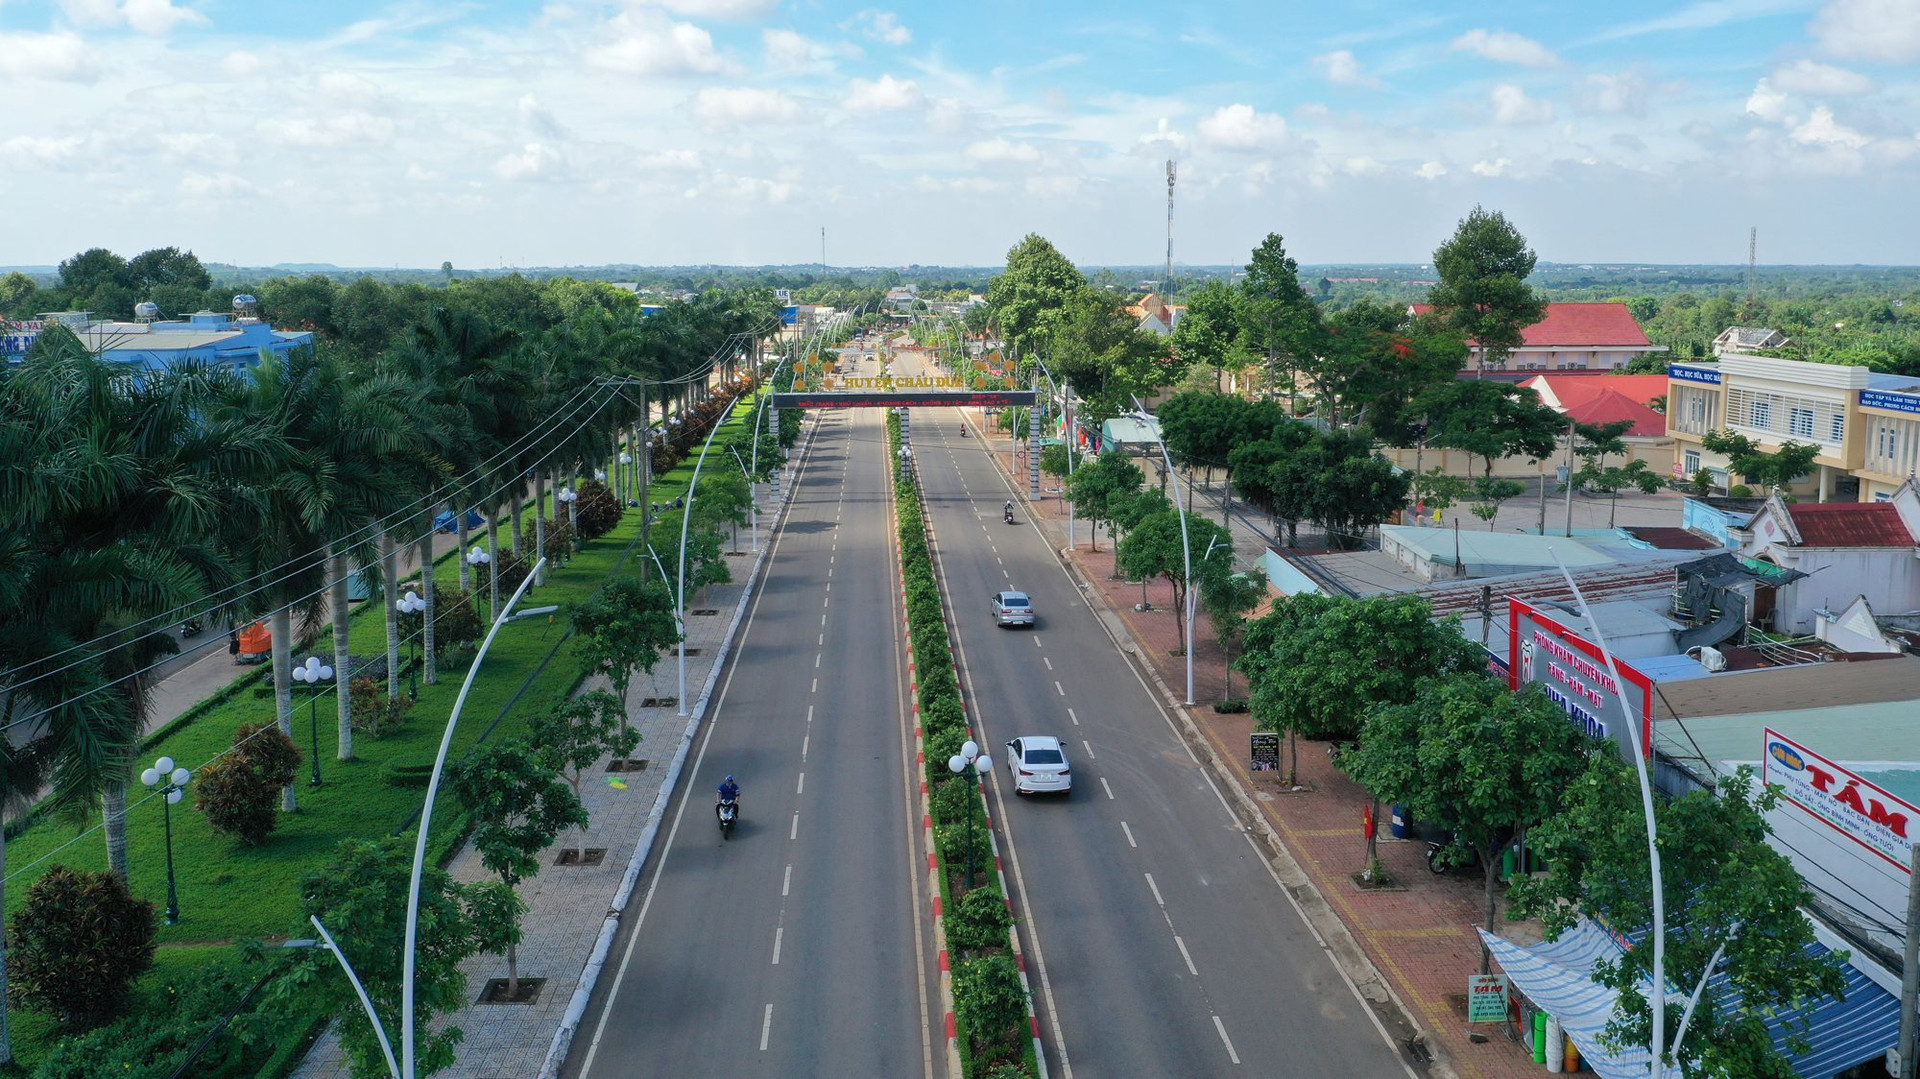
[1390,806,1411,839]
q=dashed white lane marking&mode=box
[1082,739,1095,759]
[1212,1017,1240,1065]
[1121,821,1137,848]
[760,1005,774,1051]
[1100,777,1114,800]
[830,555,835,564]
[1145,872,1165,906]
[823,596,830,608]
[1043,656,1053,670]
[801,734,809,760]
[818,633,824,646]
[1033,636,1042,647]
[1067,707,1079,726]
[796,772,805,795]
[810,678,817,693]
[772,927,784,965]
[789,813,799,840]
[1175,936,1199,976]
[1054,681,1064,696]
[825,582,831,592]
[815,654,822,668]
[782,864,792,896]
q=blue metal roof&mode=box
[1482,921,1900,1077]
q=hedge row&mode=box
[887,411,1034,1079]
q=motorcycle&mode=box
[1426,837,1481,875]
[1003,507,1016,525]
[716,797,739,839]
[181,619,204,639]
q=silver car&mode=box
[991,590,1034,628]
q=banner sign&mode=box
[1250,732,1281,772]
[1466,974,1510,1023]
[1859,389,1920,416]
[1668,364,1722,385]
[1508,598,1654,752]
[1763,728,1915,873]
[770,391,1036,409]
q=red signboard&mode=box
[1507,597,1655,750]
[770,391,1036,409]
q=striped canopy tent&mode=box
[1479,921,1900,1078]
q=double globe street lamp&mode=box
[466,544,495,622]
[395,590,427,699]
[292,655,335,787]
[946,740,992,895]
[140,757,192,925]
[556,487,579,558]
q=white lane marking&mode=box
[826,582,831,592]
[796,772,805,795]
[815,653,822,669]
[823,596,830,608]
[1082,739,1095,760]
[1121,821,1137,848]
[822,614,828,626]
[830,554,835,564]
[801,733,809,760]
[782,864,792,896]
[810,678,817,693]
[1175,935,1199,976]
[1100,777,1114,800]
[1054,681,1064,696]
[1067,707,1079,726]
[806,705,814,724]
[761,1004,774,1051]
[1145,872,1165,906]
[828,567,833,578]
[818,633,824,646]
[1212,1017,1240,1065]
[772,927,784,965]
[1043,656,1053,670]
[997,556,1003,565]
[1033,637,1042,647]
[790,812,799,840]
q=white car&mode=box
[1004,736,1071,795]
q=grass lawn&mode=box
[1,393,769,1074]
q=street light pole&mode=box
[402,558,550,1079]
[946,740,993,895]
[1132,395,1194,705]
[140,757,191,925]
[556,486,579,559]
[292,656,335,787]
[674,373,740,718]
[729,446,757,553]
[396,591,426,700]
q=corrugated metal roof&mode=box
[1787,502,1914,548]
[1651,656,1920,721]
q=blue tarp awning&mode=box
[1481,922,1900,1078]
[434,509,487,534]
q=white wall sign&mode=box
[1763,728,1915,873]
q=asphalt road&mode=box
[565,399,945,1079]
[908,406,1421,1078]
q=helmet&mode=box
[725,774,734,783]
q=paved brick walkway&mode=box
[974,418,1547,1079]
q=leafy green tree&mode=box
[1509,759,1848,1077]
[694,468,754,553]
[0,270,43,315]
[1574,458,1666,526]
[1426,205,1547,373]
[448,741,588,999]
[1237,233,1324,407]
[569,575,682,704]
[985,234,1085,360]
[1412,467,1471,519]
[1226,420,1318,541]
[1039,441,1081,481]
[1117,510,1230,654]
[281,837,477,1077]
[1469,476,1527,528]
[7,866,155,1030]
[528,690,639,860]
[1157,392,1288,528]
[1171,280,1250,390]
[1291,430,1411,549]
[1048,287,1177,421]
[1699,430,1821,495]
[55,247,130,307]
[1201,568,1267,698]
[1317,299,1468,436]
[1064,452,1144,552]
[1419,380,1563,478]
[193,722,302,846]
[1345,675,1593,970]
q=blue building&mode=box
[2,300,313,372]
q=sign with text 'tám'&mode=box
[1763,729,1915,873]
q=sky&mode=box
[5,0,1919,270]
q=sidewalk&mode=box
[288,424,816,1079]
[974,419,1545,1079]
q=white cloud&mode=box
[1490,84,1554,124]
[1197,103,1291,151]
[964,138,1041,165]
[1791,105,1871,148]
[156,132,235,163]
[1471,157,1513,176]
[694,86,800,126]
[1451,29,1560,67]
[1812,0,1920,62]
[763,27,847,69]
[1416,161,1448,180]
[178,172,255,198]
[1134,117,1188,156]
[258,113,396,149]
[587,10,731,76]
[1341,156,1384,176]
[1746,77,1793,121]
[640,148,705,173]
[1579,71,1649,115]
[518,94,567,138]
[59,0,205,33]
[845,74,923,111]
[1312,49,1379,88]
[913,175,1000,195]
[493,142,563,181]
[0,30,99,81]
[700,171,795,203]
[1770,58,1873,95]
[851,9,911,45]
[221,50,265,76]
[316,71,380,104]
[404,163,440,182]
[3,135,85,164]
[632,0,779,15]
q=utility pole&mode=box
[1896,843,1917,1079]
[1165,159,1177,294]
[1562,420,1578,537]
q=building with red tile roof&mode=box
[1520,374,1670,438]
[1409,301,1662,373]
[1734,481,1920,634]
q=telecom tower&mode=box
[1746,226,1758,306]
[1164,159,1177,293]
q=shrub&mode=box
[982,1065,1033,1079]
[935,819,992,872]
[349,676,414,739]
[575,479,624,539]
[1212,699,1249,714]
[952,953,1029,1063]
[926,727,970,776]
[918,667,958,707]
[930,775,975,826]
[29,959,292,1078]
[522,514,578,561]
[432,587,483,657]
[194,723,302,845]
[1728,483,1752,498]
[8,866,157,1029]
[944,885,1014,955]
[386,753,436,788]
[921,694,965,735]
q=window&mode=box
[1749,400,1772,428]
[1831,414,1846,443]
[1683,450,1702,475]
[1788,407,1815,438]
[1689,395,1708,423]
[1878,426,1899,459]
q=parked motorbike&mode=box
[1426,838,1481,875]
[717,797,739,839]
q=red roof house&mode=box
[1409,301,1661,373]
[1520,374,1670,437]
[1783,502,1916,548]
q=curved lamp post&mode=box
[292,655,335,787]
[140,757,191,924]
[946,740,992,895]
[1131,395,1194,705]
[466,544,494,623]
[395,591,426,700]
